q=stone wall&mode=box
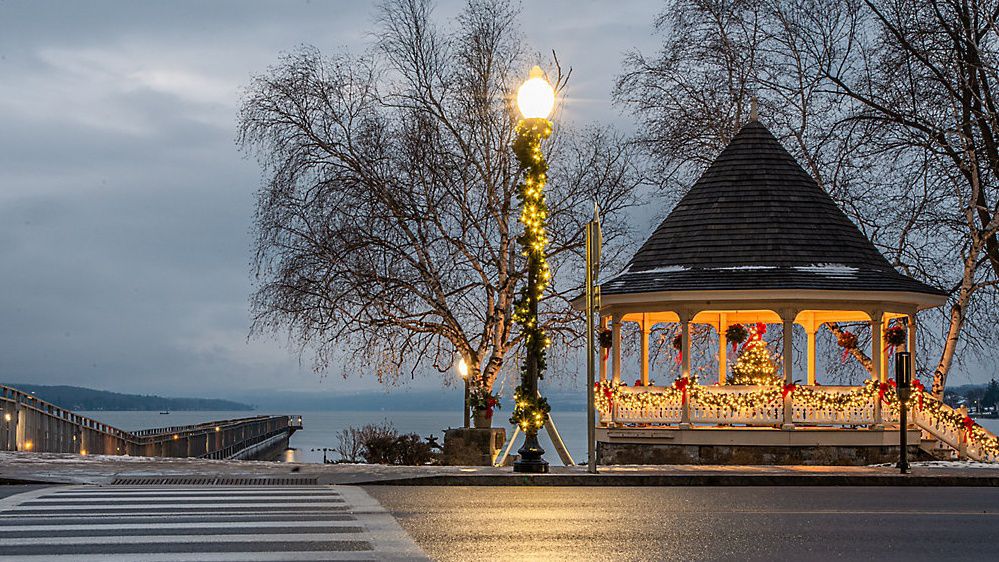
[443,428,506,466]
[598,442,922,466]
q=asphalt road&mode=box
[366,486,999,561]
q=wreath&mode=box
[837,330,858,350]
[599,329,613,360]
[725,324,748,351]
[837,330,858,363]
[884,326,906,347]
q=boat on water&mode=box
[159,411,170,415]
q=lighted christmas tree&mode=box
[730,323,781,386]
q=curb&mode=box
[355,473,999,487]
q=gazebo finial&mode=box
[750,96,759,122]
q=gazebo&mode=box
[583,118,968,465]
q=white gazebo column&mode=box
[611,313,622,384]
[781,311,795,430]
[639,315,650,386]
[806,324,817,385]
[870,311,884,383]
[679,310,692,429]
[870,310,884,428]
[907,312,917,383]
[717,313,727,385]
[599,316,608,382]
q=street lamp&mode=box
[895,351,912,474]
[457,357,470,428]
[511,65,556,474]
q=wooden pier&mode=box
[0,385,301,460]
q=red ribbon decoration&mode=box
[911,379,925,410]
[962,416,975,443]
[878,382,893,405]
[674,376,690,404]
[782,383,797,399]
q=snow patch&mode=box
[795,263,859,278]
[637,265,689,274]
[715,265,776,271]
[870,460,998,469]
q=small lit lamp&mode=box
[512,66,555,474]
[457,357,470,428]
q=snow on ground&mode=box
[870,460,998,469]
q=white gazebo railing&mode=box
[790,386,878,426]
[610,386,683,424]
[689,386,781,425]
[600,383,999,463]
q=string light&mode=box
[595,378,999,460]
[509,115,553,432]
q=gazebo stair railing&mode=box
[601,383,999,462]
[900,393,998,463]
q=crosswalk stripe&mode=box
[0,520,360,532]
[49,488,335,495]
[9,501,346,510]
[0,552,380,561]
[0,484,428,561]
[21,496,343,506]
[0,532,370,545]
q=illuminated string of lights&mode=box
[509,116,554,432]
[594,378,999,459]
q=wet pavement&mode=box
[367,485,999,561]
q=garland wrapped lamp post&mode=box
[511,66,555,474]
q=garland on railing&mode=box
[593,377,999,460]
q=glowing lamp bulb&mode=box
[457,358,469,380]
[516,66,555,119]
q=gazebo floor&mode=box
[597,426,924,466]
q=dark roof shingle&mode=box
[603,121,944,297]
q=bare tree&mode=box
[237,0,644,394]
[616,0,999,396]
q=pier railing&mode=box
[0,385,300,460]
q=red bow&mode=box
[911,379,925,410]
[674,377,691,403]
[634,379,643,387]
[877,382,894,404]
[962,416,975,443]
[782,383,797,399]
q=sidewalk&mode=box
[2,451,998,486]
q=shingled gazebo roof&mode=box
[602,120,945,300]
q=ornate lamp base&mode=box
[513,431,549,473]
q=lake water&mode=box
[81,410,999,465]
[81,409,590,465]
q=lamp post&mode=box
[457,357,470,428]
[895,351,912,474]
[511,66,555,474]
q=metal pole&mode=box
[585,222,595,469]
[463,378,470,428]
[895,351,911,474]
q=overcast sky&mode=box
[0,0,663,397]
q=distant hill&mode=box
[3,384,254,412]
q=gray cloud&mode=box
[0,0,664,397]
